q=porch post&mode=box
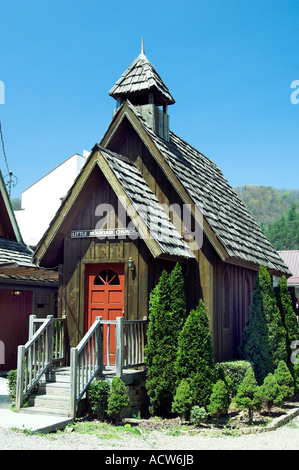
[115,317,124,377]
[47,315,54,372]
[15,345,25,411]
[70,347,78,419]
[95,316,103,375]
[28,315,36,340]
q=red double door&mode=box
[85,263,124,365]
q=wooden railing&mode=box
[70,316,103,418]
[15,315,66,410]
[29,315,67,365]
[70,317,147,418]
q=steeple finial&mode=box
[141,37,145,55]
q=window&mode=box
[94,269,120,286]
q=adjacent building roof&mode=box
[102,100,289,276]
[277,251,299,285]
[109,52,175,106]
[0,237,35,267]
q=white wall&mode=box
[15,152,89,247]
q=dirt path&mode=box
[1,415,299,450]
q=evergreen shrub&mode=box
[88,379,110,420]
[176,300,215,408]
[215,361,253,397]
[273,361,295,401]
[107,377,130,422]
[190,406,208,426]
[145,264,186,417]
[234,367,262,424]
[207,380,230,422]
[239,265,287,384]
[261,373,283,412]
[171,379,192,423]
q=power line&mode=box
[0,121,9,174]
[0,121,18,196]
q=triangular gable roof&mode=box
[109,52,175,106]
[34,146,194,266]
[101,100,290,276]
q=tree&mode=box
[258,265,287,368]
[273,361,295,401]
[207,380,230,422]
[168,262,187,332]
[234,368,262,424]
[171,379,193,424]
[239,273,273,385]
[261,373,283,412]
[239,265,287,384]
[176,300,215,407]
[276,276,299,388]
[107,377,130,422]
[145,265,186,417]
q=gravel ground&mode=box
[1,416,299,450]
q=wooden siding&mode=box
[57,166,154,349]
[0,289,33,371]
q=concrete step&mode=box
[38,381,70,397]
[28,394,70,414]
[47,367,71,383]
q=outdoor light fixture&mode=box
[13,291,21,297]
[127,257,135,271]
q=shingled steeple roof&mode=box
[109,41,175,106]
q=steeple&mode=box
[109,42,174,140]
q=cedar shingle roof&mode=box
[0,237,35,267]
[120,100,289,275]
[109,53,175,106]
[98,146,194,260]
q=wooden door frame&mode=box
[83,260,127,333]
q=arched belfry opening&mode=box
[108,39,175,141]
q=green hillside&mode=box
[234,185,299,251]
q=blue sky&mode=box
[0,0,298,200]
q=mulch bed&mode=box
[125,401,299,433]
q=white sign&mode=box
[71,228,138,239]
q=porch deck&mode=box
[15,315,148,418]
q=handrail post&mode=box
[115,317,124,377]
[28,315,37,340]
[70,347,78,418]
[47,315,54,373]
[16,345,25,411]
[95,317,103,376]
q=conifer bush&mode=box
[175,300,215,408]
[258,265,287,368]
[234,367,262,424]
[239,265,287,384]
[261,373,283,412]
[171,379,192,424]
[88,379,110,421]
[276,276,299,389]
[273,360,295,401]
[207,380,230,422]
[107,377,130,422]
[145,264,186,417]
[190,406,208,426]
